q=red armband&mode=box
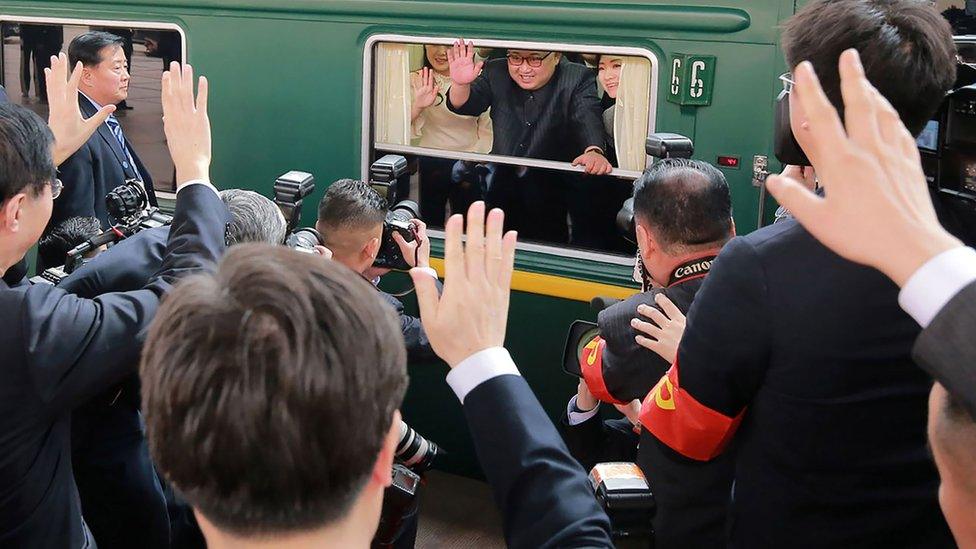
[639,362,744,461]
[580,336,628,405]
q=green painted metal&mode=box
[1,0,799,475]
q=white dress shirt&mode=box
[899,246,976,328]
[446,347,521,404]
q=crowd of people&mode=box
[0,0,975,547]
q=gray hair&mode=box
[219,189,287,246]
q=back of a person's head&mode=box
[782,0,956,136]
[633,158,732,254]
[219,189,287,245]
[68,31,124,68]
[140,244,408,537]
[37,216,101,268]
[0,102,54,203]
[316,178,387,234]
[929,383,976,545]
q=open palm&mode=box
[447,39,483,85]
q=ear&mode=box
[635,223,655,255]
[371,410,401,488]
[0,194,27,234]
[364,236,381,262]
[730,217,737,237]
[81,65,95,89]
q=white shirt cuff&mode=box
[177,179,218,195]
[899,246,976,328]
[566,395,600,426]
[446,347,520,404]
[415,266,438,279]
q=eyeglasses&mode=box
[506,52,553,68]
[779,72,795,95]
[49,178,62,200]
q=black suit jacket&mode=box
[448,58,605,161]
[645,219,953,548]
[0,185,229,549]
[377,287,437,362]
[53,94,156,233]
[463,373,612,548]
[914,279,976,419]
[560,411,638,473]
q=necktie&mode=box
[105,115,141,180]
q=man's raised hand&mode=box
[447,39,483,86]
[765,49,961,287]
[410,202,517,367]
[161,62,211,188]
[45,53,115,166]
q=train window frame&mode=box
[0,14,187,198]
[362,34,659,265]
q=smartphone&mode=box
[562,320,601,377]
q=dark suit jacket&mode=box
[914,279,976,419]
[448,58,605,161]
[0,85,8,103]
[0,185,229,549]
[647,218,953,548]
[53,94,156,233]
[560,411,638,473]
[378,287,437,362]
[463,374,612,548]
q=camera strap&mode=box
[667,255,717,287]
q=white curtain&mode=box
[374,43,411,145]
[614,56,652,171]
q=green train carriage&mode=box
[2,0,806,476]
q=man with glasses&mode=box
[446,39,609,244]
[53,31,156,247]
[0,56,230,549]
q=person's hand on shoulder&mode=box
[572,148,613,175]
[45,53,116,166]
[632,293,686,364]
[161,62,211,188]
[410,201,517,367]
[766,49,961,287]
[393,219,431,269]
[447,39,483,86]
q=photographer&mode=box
[0,54,230,549]
[565,158,734,546]
[315,178,439,361]
[58,189,286,549]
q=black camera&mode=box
[369,155,422,271]
[921,63,976,247]
[616,133,695,243]
[588,462,655,541]
[395,419,441,473]
[372,464,422,548]
[31,180,172,285]
[272,171,324,253]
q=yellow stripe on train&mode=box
[428,258,638,303]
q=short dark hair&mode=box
[68,31,125,68]
[141,244,408,536]
[37,216,102,268]
[316,178,387,234]
[632,158,732,254]
[0,102,54,203]
[782,0,956,136]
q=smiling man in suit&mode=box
[52,31,155,240]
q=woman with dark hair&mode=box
[410,44,492,224]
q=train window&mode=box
[367,37,655,257]
[0,21,183,193]
[939,0,976,35]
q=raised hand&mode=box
[410,202,517,367]
[45,53,116,165]
[446,39,483,86]
[632,293,686,364]
[161,62,211,188]
[412,67,438,110]
[765,49,961,287]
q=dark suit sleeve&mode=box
[0,85,8,103]
[21,185,229,413]
[913,280,976,419]
[560,408,609,473]
[59,226,168,299]
[568,69,606,153]
[447,64,494,117]
[54,143,98,222]
[464,374,613,548]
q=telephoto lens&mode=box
[106,179,150,224]
[284,227,324,254]
[395,420,441,473]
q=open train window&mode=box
[364,35,658,260]
[0,17,184,193]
